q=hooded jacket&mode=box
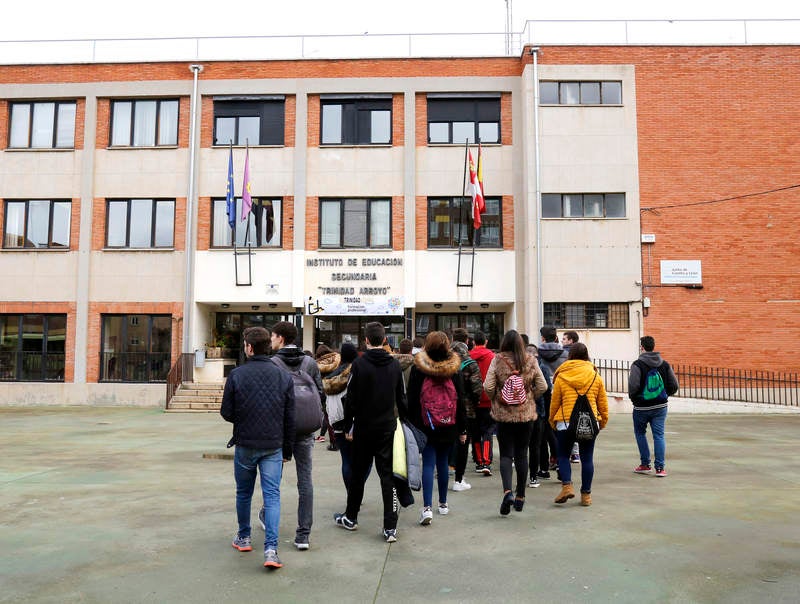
[549,359,609,431]
[451,341,483,419]
[342,347,406,435]
[316,351,341,378]
[405,349,466,444]
[628,351,679,409]
[391,353,414,391]
[537,342,567,375]
[468,344,495,409]
[484,351,547,424]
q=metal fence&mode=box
[100,352,170,383]
[166,353,195,409]
[593,359,800,406]
[0,351,65,381]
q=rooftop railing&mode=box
[1,20,798,65]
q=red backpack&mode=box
[499,355,526,405]
[420,375,457,429]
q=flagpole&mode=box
[459,139,469,245]
[230,140,237,256]
[243,141,251,249]
[473,137,480,259]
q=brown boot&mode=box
[580,492,592,506]
[554,482,575,504]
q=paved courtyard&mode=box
[1,407,799,603]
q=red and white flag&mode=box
[468,149,484,229]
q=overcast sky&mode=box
[2,0,798,40]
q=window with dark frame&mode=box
[213,99,285,146]
[427,197,502,248]
[100,314,171,382]
[320,97,392,145]
[414,312,504,350]
[0,314,66,382]
[541,193,626,219]
[105,199,175,248]
[543,303,629,329]
[8,101,76,149]
[539,81,622,105]
[427,96,501,144]
[110,99,179,147]
[319,198,391,249]
[211,198,282,248]
[3,199,71,249]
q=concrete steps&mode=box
[167,382,224,412]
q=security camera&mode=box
[634,280,642,286]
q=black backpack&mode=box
[565,372,599,442]
[272,356,324,435]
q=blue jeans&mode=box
[234,446,283,551]
[555,430,596,494]
[633,407,668,469]
[422,441,452,508]
[293,433,314,543]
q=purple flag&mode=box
[241,147,252,221]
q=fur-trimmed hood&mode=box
[392,353,414,372]
[316,352,341,376]
[412,349,460,378]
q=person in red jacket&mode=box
[469,331,496,475]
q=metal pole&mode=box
[183,64,203,354]
[532,48,543,328]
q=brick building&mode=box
[1,42,797,405]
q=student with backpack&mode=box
[267,321,325,551]
[484,330,547,516]
[549,343,609,507]
[450,328,483,492]
[405,331,466,526]
[628,336,679,478]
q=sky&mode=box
[2,0,798,41]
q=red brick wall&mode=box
[0,100,7,149]
[283,196,294,251]
[86,302,183,383]
[196,196,211,251]
[0,302,77,382]
[0,58,522,85]
[538,45,800,372]
[306,196,319,250]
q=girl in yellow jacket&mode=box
[548,343,609,506]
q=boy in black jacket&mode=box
[334,322,406,543]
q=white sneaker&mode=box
[529,478,541,488]
[438,503,449,515]
[419,506,433,525]
[452,480,472,491]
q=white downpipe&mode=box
[532,48,543,327]
[183,64,203,354]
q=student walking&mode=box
[405,331,466,526]
[484,330,547,515]
[549,343,609,507]
[220,327,294,570]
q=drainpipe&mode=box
[531,47,543,327]
[183,64,203,355]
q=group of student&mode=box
[221,320,676,569]
[331,323,611,542]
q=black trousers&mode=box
[345,427,398,530]
[497,421,534,497]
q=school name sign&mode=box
[304,253,405,315]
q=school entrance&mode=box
[314,315,407,351]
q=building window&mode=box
[100,314,171,382]
[211,198,282,248]
[415,313,504,350]
[539,81,622,105]
[0,314,66,381]
[110,99,178,147]
[542,193,626,219]
[8,101,76,149]
[3,200,71,249]
[427,96,501,144]
[427,197,502,248]
[106,199,175,248]
[213,99,284,146]
[319,198,391,248]
[543,303,629,329]
[320,98,392,145]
